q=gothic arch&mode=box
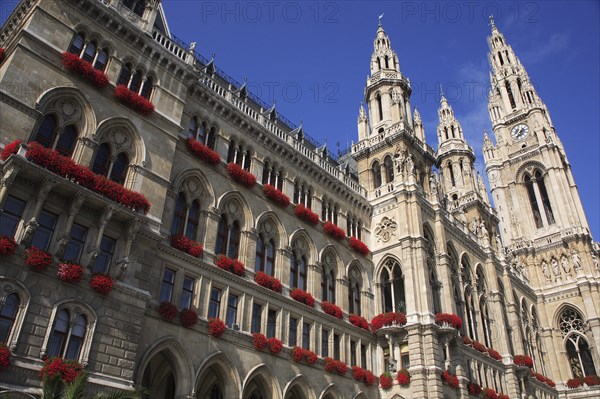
[516,160,547,182]
[216,191,253,228]
[282,375,316,399]
[195,351,241,399]
[94,117,146,166]
[553,303,586,328]
[319,245,342,276]
[255,211,288,247]
[0,277,31,350]
[352,393,369,399]
[288,229,317,262]
[171,168,215,209]
[242,363,282,399]
[375,254,405,281]
[346,260,369,290]
[318,384,343,399]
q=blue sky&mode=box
[160,0,599,238]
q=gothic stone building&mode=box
[0,1,598,399]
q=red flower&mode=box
[397,368,411,386]
[498,393,510,399]
[253,333,268,350]
[0,235,16,256]
[380,372,393,389]
[304,349,317,364]
[463,336,473,346]
[488,348,502,361]
[158,302,179,322]
[473,341,487,353]
[352,366,366,382]
[468,382,482,395]
[186,138,221,165]
[39,357,83,382]
[0,344,10,371]
[513,355,533,368]
[62,52,109,89]
[227,163,256,188]
[214,255,246,277]
[483,388,499,399]
[349,237,370,256]
[442,370,459,389]
[370,312,407,332]
[290,288,315,307]
[584,375,600,386]
[89,274,114,295]
[364,371,376,386]
[0,48,5,64]
[323,222,345,240]
[263,184,290,207]
[113,85,154,116]
[294,204,319,225]
[24,247,52,271]
[567,377,583,388]
[208,318,226,338]
[180,308,198,328]
[255,271,282,293]
[545,377,556,388]
[291,346,304,361]
[324,357,347,375]
[321,301,343,319]
[57,262,84,283]
[1,140,21,161]
[268,337,283,354]
[435,313,463,330]
[170,235,203,258]
[349,314,370,330]
[290,346,317,364]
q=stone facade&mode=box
[0,2,597,399]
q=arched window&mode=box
[480,300,492,348]
[290,251,307,290]
[255,235,276,276]
[348,269,362,316]
[448,162,456,187]
[55,125,78,157]
[497,280,514,354]
[117,64,154,99]
[32,114,62,150]
[505,80,516,109]
[171,193,187,236]
[188,117,199,138]
[110,152,129,185]
[321,270,335,303]
[380,259,406,313]
[215,215,228,256]
[524,174,543,228]
[464,291,477,339]
[384,155,394,183]
[91,144,129,185]
[376,94,383,121]
[535,170,555,225]
[214,214,241,259]
[68,33,85,55]
[123,0,146,17]
[186,200,200,239]
[140,76,154,100]
[0,293,19,343]
[91,143,111,176]
[373,161,382,188]
[47,309,88,360]
[560,308,597,378]
[68,33,109,71]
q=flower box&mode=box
[370,312,407,332]
[253,333,268,350]
[323,222,345,240]
[567,377,583,389]
[513,355,533,368]
[483,388,499,399]
[324,357,347,375]
[352,366,366,382]
[263,184,290,207]
[0,235,16,256]
[380,372,393,389]
[468,382,482,395]
[39,357,83,383]
[463,336,473,346]
[90,274,114,295]
[584,375,600,386]
[349,314,370,331]
[0,343,10,371]
[62,52,109,89]
[186,137,221,165]
[498,394,509,399]
[435,313,463,330]
[488,348,502,361]
[180,308,198,328]
[114,85,154,116]
[442,370,459,389]
[159,302,179,322]
[364,371,376,386]
[208,318,226,338]
[0,48,5,64]
[290,347,317,364]
[290,288,314,307]
[349,237,369,256]
[170,234,203,258]
[255,271,282,293]
[24,247,52,271]
[397,368,411,386]
[57,262,84,283]
[294,204,319,225]
[1,140,21,161]
[214,255,245,277]
[473,341,487,353]
[227,163,256,188]
[321,301,342,319]
[267,337,282,354]
[25,142,150,213]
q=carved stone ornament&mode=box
[375,216,398,243]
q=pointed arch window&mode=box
[255,234,276,276]
[290,251,307,290]
[117,64,154,100]
[505,80,516,109]
[380,260,406,313]
[91,143,111,176]
[55,125,78,157]
[373,161,382,188]
[321,269,336,303]
[215,214,241,259]
[123,0,146,17]
[348,273,362,316]
[384,155,394,183]
[535,170,555,225]
[560,308,597,378]
[480,300,492,348]
[0,293,19,344]
[376,94,383,121]
[47,309,88,360]
[524,174,543,228]
[448,161,456,187]
[68,33,109,71]
[91,144,130,185]
[33,114,78,158]
[464,291,477,339]
[171,193,201,240]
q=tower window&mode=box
[376,94,383,121]
[373,161,382,188]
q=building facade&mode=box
[0,1,598,399]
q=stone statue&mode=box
[561,255,571,275]
[457,209,468,225]
[593,253,599,271]
[511,211,522,237]
[551,258,561,281]
[469,219,479,234]
[406,154,415,175]
[395,152,405,175]
[571,250,582,271]
[189,42,197,52]
[516,257,528,281]
[480,221,489,246]
[462,159,471,176]
[541,260,552,282]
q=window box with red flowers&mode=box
[0,343,10,371]
[290,347,317,364]
[214,255,245,277]
[24,142,150,213]
[321,301,343,319]
[227,163,256,188]
[473,341,487,353]
[180,308,198,328]
[323,222,345,240]
[294,204,319,226]
[567,377,583,389]
[364,370,376,386]
[349,314,369,331]
[186,137,221,165]
[584,375,600,386]
[435,313,463,330]
[324,357,347,375]
[463,336,474,346]
[170,234,203,258]
[370,312,407,332]
[159,302,179,322]
[352,366,366,382]
[483,388,499,399]
[267,337,282,354]
[468,382,482,395]
[57,262,84,283]
[24,247,52,271]
[0,235,16,256]
[208,318,226,338]
[349,237,370,256]
[290,288,315,307]
[488,348,502,361]
[498,393,509,399]
[62,52,109,89]
[442,370,459,389]
[39,357,83,383]
[513,355,533,368]
[253,333,268,350]
[255,271,282,293]
[545,377,556,388]
[380,372,393,390]
[263,184,290,208]
[0,48,5,64]
[1,139,21,161]
[89,274,114,295]
[114,85,154,116]
[397,368,411,386]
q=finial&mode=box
[489,15,496,29]
[211,53,215,61]
[440,83,446,103]
[378,13,384,27]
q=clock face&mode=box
[511,123,529,140]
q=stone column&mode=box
[276,246,292,287]
[201,207,221,255]
[85,205,115,270]
[308,263,322,300]
[21,177,56,247]
[54,192,86,257]
[0,164,20,208]
[240,228,259,269]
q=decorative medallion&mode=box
[374,217,397,242]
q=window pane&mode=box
[82,41,96,63]
[0,196,26,237]
[267,309,277,338]
[92,143,111,176]
[65,315,86,360]
[251,303,262,333]
[63,223,88,263]
[228,222,240,259]
[109,152,129,185]
[92,236,116,274]
[180,276,194,309]
[208,287,222,319]
[288,318,297,347]
[94,49,108,71]
[333,334,340,360]
[321,329,329,357]
[0,294,19,343]
[31,210,57,251]
[47,310,69,357]
[215,216,228,255]
[361,344,367,368]
[56,125,78,157]
[159,268,175,303]
[302,322,310,350]
[69,33,85,55]
[34,114,57,148]
[225,295,238,327]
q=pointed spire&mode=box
[489,15,497,32]
[358,102,367,122]
[413,107,421,123]
[440,83,448,105]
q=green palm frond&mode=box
[92,386,145,399]
[60,372,88,399]
[41,375,63,399]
